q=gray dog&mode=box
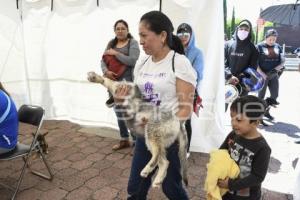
[87,71,188,187]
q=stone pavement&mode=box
[0,120,292,200]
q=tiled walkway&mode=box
[0,120,292,200]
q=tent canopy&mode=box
[260,2,300,26]
[0,0,225,153]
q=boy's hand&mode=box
[217,177,229,189]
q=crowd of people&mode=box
[99,12,276,199]
[1,9,296,200]
[224,20,285,123]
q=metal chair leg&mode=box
[11,154,31,200]
[28,146,53,180]
[0,182,14,191]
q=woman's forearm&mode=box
[176,105,193,121]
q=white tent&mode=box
[0,0,225,153]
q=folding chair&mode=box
[0,105,53,200]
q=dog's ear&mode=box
[43,131,49,137]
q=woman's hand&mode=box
[114,84,130,104]
[228,76,239,85]
[104,71,118,81]
[105,48,119,56]
[217,177,229,189]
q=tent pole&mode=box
[19,1,32,104]
[159,0,162,12]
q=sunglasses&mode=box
[177,32,191,38]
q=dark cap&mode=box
[177,23,192,34]
[239,21,250,29]
[265,29,278,38]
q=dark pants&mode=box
[258,72,279,101]
[185,119,192,152]
[114,105,136,141]
[184,90,199,151]
[127,137,189,200]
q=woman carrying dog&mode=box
[115,11,196,199]
[0,82,18,154]
[101,19,140,151]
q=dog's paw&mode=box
[152,179,162,188]
[140,167,150,178]
[87,71,97,82]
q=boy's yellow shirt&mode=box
[204,149,240,200]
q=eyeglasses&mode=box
[177,32,190,38]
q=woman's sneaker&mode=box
[105,96,115,108]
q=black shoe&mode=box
[105,96,115,108]
[266,98,279,107]
[273,99,280,105]
[264,111,274,121]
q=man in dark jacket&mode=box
[225,20,259,97]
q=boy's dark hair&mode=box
[230,95,266,123]
[140,11,184,55]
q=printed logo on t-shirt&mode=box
[141,72,167,79]
[228,141,254,197]
[230,52,244,57]
[262,46,280,62]
[142,81,161,106]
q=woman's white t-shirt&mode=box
[134,50,197,113]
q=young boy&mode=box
[218,95,271,200]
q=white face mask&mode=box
[237,30,249,41]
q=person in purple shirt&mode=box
[0,82,18,154]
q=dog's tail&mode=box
[178,122,188,186]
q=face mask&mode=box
[237,30,249,41]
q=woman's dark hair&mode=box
[265,29,278,38]
[140,11,184,54]
[0,82,10,96]
[230,95,266,123]
[110,19,133,48]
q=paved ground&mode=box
[0,120,293,200]
[0,71,298,200]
